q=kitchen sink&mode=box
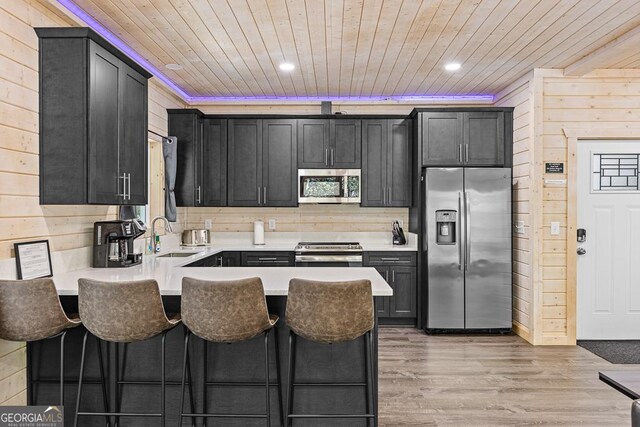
[157,252,201,258]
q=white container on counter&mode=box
[253,220,265,245]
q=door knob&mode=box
[577,247,586,255]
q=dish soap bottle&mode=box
[154,235,161,253]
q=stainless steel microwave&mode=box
[298,169,361,204]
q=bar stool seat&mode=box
[75,278,186,427]
[180,276,284,426]
[0,278,81,406]
[285,278,376,426]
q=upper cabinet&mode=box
[419,109,511,167]
[361,119,412,207]
[228,119,298,207]
[36,28,151,205]
[297,119,361,168]
[168,111,227,207]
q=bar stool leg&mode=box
[203,340,208,427]
[364,332,371,427]
[59,331,67,406]
[186,343,196,427]
[264,331,271,426]
[74,331,88,427]
[160,331,167,427]
[365,331,376,427]
[180,329,191,426]
[96,336,111,427]
[285,332,297,427]
[273,326,284,427]
[116,342,128,427]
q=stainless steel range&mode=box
[294,242,363,267]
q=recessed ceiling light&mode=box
[445,63,461,71]
[165,63,183,71]
[279,63,295,71]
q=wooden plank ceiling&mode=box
[65,0,640,98]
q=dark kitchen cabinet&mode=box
[169,112,227,207]
[464,111,505,166]
[185,251,240,267]
[228,119,262,206]
[221,251,241,266]
[419,110,508,167]
[297,119,360,168]
[169,110,203,207]
[262,119,298,206]
[241,252,295,267]
[362,119,411,207]
[202,118,227,206]
[37,28,151,205]
[421,112,463,166]
[365,251,417,324]
[389,266,417,318]
[228,119,297,207]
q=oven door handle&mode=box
[295,255,363,263]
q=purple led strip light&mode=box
[57,0,495,104]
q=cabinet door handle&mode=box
[392,269,395,283]
[380,257,400,261]
[258,257,278,261]
[264,187,267,205]
[465,144,469,163]
[385,270,389,282]
[325,149,328,166]
[330,148,334,166]
[257,187,261,205]
[383,187,386,205]
[459,144,463,163]
[117,173,126,198]
[388,187,392,205]
[127,173,131,200]
[196,185,201,204]
[218,256,223,267]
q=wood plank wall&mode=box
[0,0,184,404]
[185,205,409,232]
[539,68,640,344]
[494,72,534,343]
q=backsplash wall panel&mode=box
[185,205,409,232]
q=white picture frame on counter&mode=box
[14,240,53,280]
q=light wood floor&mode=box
[378,328,635,426]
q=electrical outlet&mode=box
[550,221,560,235]
[204,219,213,230]
[268,219,276,230]
[393,219,404,228]
[515,220,525,235]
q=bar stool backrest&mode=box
[0,278,75,341]
[182,277,273,343]
[286,279,374,344]
[78,278,173,343]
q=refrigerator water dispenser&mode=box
[435,210,457,245]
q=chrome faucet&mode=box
[150,216,173,252]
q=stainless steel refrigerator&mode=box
[424,168,512,331]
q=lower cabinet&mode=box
[184,251,241,267]
[241,251,295,267]
[364,252,417,325]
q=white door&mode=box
[577,141,640,339]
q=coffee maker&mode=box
[93,220,146,268]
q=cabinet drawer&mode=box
[241,251,294,267]
[364,252,416,266]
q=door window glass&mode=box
[592,153,639,192]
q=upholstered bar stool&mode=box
[285,279,376,426]
[0,278,81,406]
[180,276,284,426]
[75,278,182,427]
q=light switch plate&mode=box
[204,219,212,230]
[268,219,276,230]
[550,221,560,235]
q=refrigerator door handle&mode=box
[458,192,463,270]
[465,191,471,270]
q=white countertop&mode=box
[52,245,394,297]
